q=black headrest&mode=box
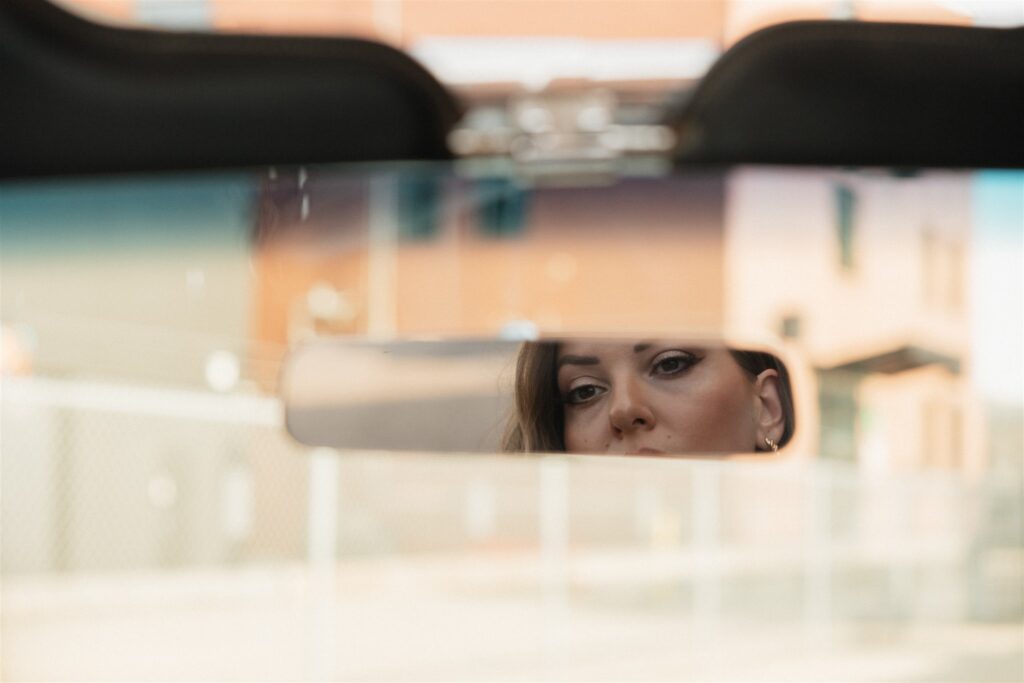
[672,20,1024,168]
[0,0,461,178]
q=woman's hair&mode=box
[501,342,564,452]
[501,342,795,453]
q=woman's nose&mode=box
[608,382,656,434]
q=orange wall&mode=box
[724,0,969,44]
[213,0,379,37]
[392,178,726,335]
[399,1,726,41]
[56,0,136,21]
[60,0,971,44]
[212,0,727,43]
[252,173,727,378]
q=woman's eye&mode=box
[564,384,605,405]
[652,352,697,376]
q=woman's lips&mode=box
[626,447,667,456]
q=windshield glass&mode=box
[2,163,1022,679]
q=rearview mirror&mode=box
[282,338,794,456]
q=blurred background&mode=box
[2,1,1023,680]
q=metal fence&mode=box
[2,374,1021,680]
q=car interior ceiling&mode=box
[1,0,1022,178]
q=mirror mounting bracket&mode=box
[448,88,677,181]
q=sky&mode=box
[970,171,1024,406]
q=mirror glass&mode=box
[283,338,793,456]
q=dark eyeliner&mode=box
[650,350,701,377]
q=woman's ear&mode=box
[753,369,785,448]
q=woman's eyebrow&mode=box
[633,343,652,354]
[557,354,599,369]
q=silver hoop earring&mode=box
[764,437,779,453]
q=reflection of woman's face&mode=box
[557,341,766,455]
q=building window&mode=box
[137,0,211,28]
[818,369,859,461]
[397,174,442,240]
[923,401,963,470]
[780,314,802,340]
[921,228,966,312]
[476,178,529,238]
[834,184,857,271]
[922,228,938,305]
[949,406,963,470]
[947,241,965,310]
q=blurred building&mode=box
[0,177,289,573]
[251,170,726,338]
[59,0,978,106]
[250,164,982,479]
[725,169,979,474]
[62,0,977,46]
